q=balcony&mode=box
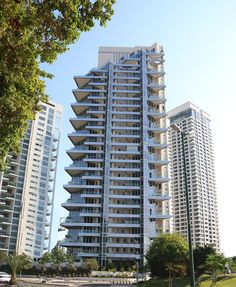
[106,243,140,248]
[109,233,141,238]
[110,185,141,190]
[109,213,140,218]
[149,211,171,220]
[73,88,106,101]
[110,176,140,181]
[0,205,13,213]
[148,171,170,183]
[67,147,103,159]
[109,202,140,208]
[0,217,11,225]
[65,164,102,176]
[147,154,168,165]
[64,180,102,192]
[148,193,170,201]
[147,109,167,119]
[106,253,140,259]
[61,218,101,228]
[147,138,168,149]
[0,231,10,238]
[62,198,101,209]
[74,75,107,87]
[108,222,140,228]
[60,240,100,247]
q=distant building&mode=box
[0,101,63,258]
[61,43,171,268]
[168,102,220,250]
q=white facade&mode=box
[0,101,63,258]
[168,102,220,250]
[61,44,170,268]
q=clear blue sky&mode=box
[44,0,236,256]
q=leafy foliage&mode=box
[84,258,99,271]
[51,245,73,264]
[146,233,188,278]
[193,244,216,275]
[205,253,227,276]
[39,246,72,265]
[0,0,115,170]
[3,252,32,285]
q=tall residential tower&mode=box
[61,44,170,268]
[168,102,219,250]
[0,101,63,258]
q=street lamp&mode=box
[170,123,195,287]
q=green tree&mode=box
[205,254,227,277]
[39,251,53,274]
[84,258,99,271]
[39,245,73,275]
[193,244,216,275]
[146,233,188,278]
[3,252,32,285]
[51,245,73,265]
[0,0,115,170]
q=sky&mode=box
[44,0,236,256]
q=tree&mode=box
[39,246,73,275]
[205,254,227,277]
[146,233,188,278]
[3,252,32,285]
[84,258,99,271]
[0,0,115,170]
[193,244,216,275]
[51,245,73,265]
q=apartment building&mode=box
[0,101,63,258]
[168,102,220,250]
[61,44,171,268]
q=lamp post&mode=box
[170,123,195,287]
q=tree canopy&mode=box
[0,0,115,170]
[84,258,99,271]
[39,245,72,265]
[146,233,188,278]
[193,244,216,275]
[2,252,32,285]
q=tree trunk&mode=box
[10,273,17,285]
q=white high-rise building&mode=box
[168,102,219,250]
[0,101,63,258]
[61,44,171,268]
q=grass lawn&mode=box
[138,275,236,287]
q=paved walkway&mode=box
[21,276,137,287]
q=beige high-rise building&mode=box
[0,101,63,258]
[168,102,220,250]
